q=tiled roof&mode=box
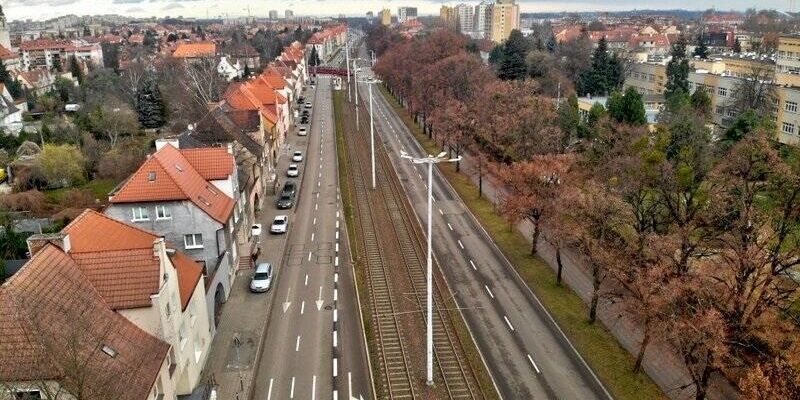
[110,144,235,224]
[0,44,16,60]
[169,251,203,310]
[0,244,169,399]
[173,42,216,58]
[181,147,235,180]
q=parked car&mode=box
[292,151,304,162]
[300,116,309,124]
[298,127,308,136]
[287,164,299,177]
[276,181,297,209]
[251,223,262,237]
[249,262,273,293]
[305,102,313,109]
[270,215,289,234]
[297,96,305,104]
[302,110,310,116]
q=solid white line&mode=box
[300,301,305,315]
[267,378,274,400]
[447,223,453,231]
[312,375,317,400]
[290,376,296,398]
[305,274,309,286]
[469,260,477,270]
[458,239,464,249]
[528,354,541,373]
[295,335,301,351]
[504,315,515,331]
[485,285,494,299]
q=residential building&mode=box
[306,24,347,62]
[0,44,20,72]
[269,10,279,20]
[380,8,392,26]
[172,42,216,60]
[57,210,210,396]
[398,7,418,23]
[0,83,23,134]
[454,3,474,33]
[776,35,800,87]
[623,62,667,95]
[577,94,664,129]
[285,10,294,19]
[16,68,56,96]
[473,1,492,39]
[490,0,520,43]
[217,56,243,81]
[366,11,374,23]
[18,38,103,71]
[105,144,241,330]
[440,5,456,28]
[0,243,174,400]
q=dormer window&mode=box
[148,171,156,181]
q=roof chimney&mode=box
[27,233,71,257]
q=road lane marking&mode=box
[283,287,292,313]
[470,260,477,270]
[527,354,541,373]
[311,233,315,242]
[316,286,324,310]
[335,256,339,267]
[439,208,444,215]
[485,285,494,299]
[336,220,339,228]
[457,239,464,249]
[290,376,295,398]
[504,315,515,331]
[312,375,317,400]
[295,335,301,352]
[315,203,319,210]
[300,301,305,315]
[334,272,339,283]
[335,242,339,253]
[447,223,453,231]
[333,358,338,377]
[333,330,338,347]
[333,308,338,322]
[267,378,273,400]
[334,288,338,301]
[308,251,313,261]
[313,217,317,225]
[304,274,309,286]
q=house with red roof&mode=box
[307,24,347,63]
[0,208,213,399]
[105,143,242,330]
[172,41,217,60]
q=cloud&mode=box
[114,0,145,3]
[125,6,146,13]
[162,2,185,10]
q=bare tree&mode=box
[727,63,778,118]
[182,57,225,109]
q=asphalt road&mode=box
[250,76,372,400]
[351,52,612,399]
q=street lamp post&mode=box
[345,37,351,102]
[399,150,461,386]
[357,76,382,189]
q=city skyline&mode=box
[3,0,795,22]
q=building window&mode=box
[165,301,172,317]
[179,322,188,350]
[786,101,798,113]
[13,390,43,399]
[782,122,796,134]
[184,233,203,249]
[717,87,727,97]
[715,106,724,115]
[156,205,171,220]
[132,207,149,222]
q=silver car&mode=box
[270,215,289,234]
[249,263,273,293]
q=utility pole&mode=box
[400,150,461,386]
[357,77,382,189]
[346,37,351,102]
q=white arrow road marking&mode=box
[316,286,324,310]
[283,287,292,313]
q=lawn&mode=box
[44,179,117,204]
[378,85,667,400]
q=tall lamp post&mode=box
[357,76,382,189]
[345,35,351,102]
[399,150,461,386]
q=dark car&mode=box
[300,116,309,124]
[297,96,305,104]
[302,110,310,117]
[276,181,297,209]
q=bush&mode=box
[0,190,47,214]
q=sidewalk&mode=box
[447,146,738,400]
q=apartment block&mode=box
[490,0,520,43]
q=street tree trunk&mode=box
[531,220,540,256]
[588,261,601,324]
[555,246,564,286]
[634,321,651,373]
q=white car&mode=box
[249,263,273,293]
[270,215,288,234]
[250,223,262,237]
[292,151,304,162]
[287,164,299,177]
[298,127,308,136]
[305,102,313,109]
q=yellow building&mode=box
[490,0,520,43]
[776,35,800,87]
[623,62,667,95]
[440,5,456,28]
[380,8,392,26]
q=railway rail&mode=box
[342,97,482,400]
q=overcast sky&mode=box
[2,0,789,22]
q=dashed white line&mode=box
[295,335,301,352]
[308,251,312,261]
[527,354,541,373]
[304,274,309,286]
[457,239,464,249]
[438,208,444,215]
[333,288,338,301]
[300,301,305,315]
[447,223,453,231]
[311,233,315,242]
[333,330,338,347]
[334,272,339,283]
[503,315,515,331]
[312,375,317,399]
[267,378,274,400]
[315,203,319,210]
[333,358,338,377]
[313,217,317,225]
[485,285,494,299]
[290,376,296,398]
[469,260,477,270]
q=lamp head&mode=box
[436,151,447,159]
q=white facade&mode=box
[473,1,491,38]
[398,7,418,23]
[218,56,243,81]
[454,3,475,33]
